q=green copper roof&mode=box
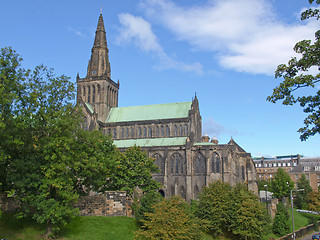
[113,137,187,148]
[84,102,94,114]
[106,102,192,123]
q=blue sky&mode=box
[1,0,320,157]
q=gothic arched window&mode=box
[148,126,152,137]
[195,154,206,175]
[161,126,164,136]
[174,125,178,136]
[131,127,134,138]
[180,125,183,136]
[171,153,183,174]
[156,126,160,137]
[92,85,95,103]
[144,127,147,138]
[88,86,91,103]
[153,154,165,175]
[97,84,101,102]
[166,125,170,136]
[126,128,129,138]
[138,127,142,138]
[121,128,124,139]
[242,166,246,181]
[113,128,117,139]
[212,153,221,173]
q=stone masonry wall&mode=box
[75,191,133,217]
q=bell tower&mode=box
[77,13,119,123]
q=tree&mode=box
[267,0,320,141]
[0,47,117,237]
[132,190,163,227]
[107,146,160,197]
[257,179,271,191]
[272,202,290,236]
[134,196,203,240]
[195,181,233,238]
[270,168,294,199]
[230,184,271,240]
[307,191,320,212]
[294,173,312,209]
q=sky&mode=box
[1,0,320,157]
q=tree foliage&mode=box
[107,146,160,197]
[132,190,163,227]
[270,168,294,199]
[134,196,203,240]
[307,191,320,212]
[294,173,313,209]
[195,181,269,239]
[272,202,290,236]
[267,0,320,141]
[0,47,118,237]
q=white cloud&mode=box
[67,27,85,38]
[139,0,320,75]
[116,13,203,74]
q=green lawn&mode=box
[0,213,137,240]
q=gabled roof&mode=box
[113,137,187,148]
[106,102,192,123]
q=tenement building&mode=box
[77,13,257,201]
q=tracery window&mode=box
[153,154,165,174]
[195,154,206,175]
[171,153,184,174]
[212,153,221,173]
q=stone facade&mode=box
[75,191,132,217]
[77,13,258,202]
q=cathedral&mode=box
[77,13,257,201]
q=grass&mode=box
[0,213,137,240]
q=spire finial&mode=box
[100,4,103,14]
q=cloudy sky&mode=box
[1,0,319,157]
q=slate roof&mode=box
[106,102,192,123]
[113,137,188,148]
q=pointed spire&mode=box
[86,13,111,78]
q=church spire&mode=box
[86,13,111,78]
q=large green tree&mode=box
[106,146,160,197]
[294,173,313,209]
[0,47,117,237]
[267,0,320,141]
[270,168,294,199]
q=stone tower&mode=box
[77,13,119,123]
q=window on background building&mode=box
[293,162,297,166]
[304,166,310,172]
[126,128,129,138]
[269,163,272,167]
[88,86,91,103]
[138,127,142,138]
[315,166,320,171]
[317,174,320,180]
[307,175,310,179]
[255,164,258,168]
[278,163,281,167]
[264,164,267,168]
[174,125,178,136]
[185,124,188,135]
[295,174,298,180]
[282,163,286,167]
[121,128,124,139]
[259,174,262,178]
[273,163,277,167]
[287,163,291,167]
[270,174,273,178]
[258,164,261,167]
[180,125,183,136]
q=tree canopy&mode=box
[267,0,320,141]
[270,168,294,199]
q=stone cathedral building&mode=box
[77,13,257,201]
